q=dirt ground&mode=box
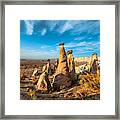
[20,59,100,100]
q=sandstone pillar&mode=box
[90,53,99,74]
[52,43,71,90]
[53,58,59,72]
[67,50,75,74]
[37,60,51,91]
[42,59,51,75]
[55,43,69,75]
[46,59,52,75]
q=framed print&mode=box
[0,0,119,119]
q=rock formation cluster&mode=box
[35,42,99,92]
[20,42,100,100]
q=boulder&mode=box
[52,73,71,91]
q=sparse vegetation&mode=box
[20,59,100,100]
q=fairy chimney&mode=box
[46,59,52,75]
[42,59,52,75]
[67,50,75,73]
[53,58,59,71]
[90,53,99,74]
[37,59,51,91]
[55,43,69,75]
[52,43,71,90]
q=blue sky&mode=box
[20,20,100,59]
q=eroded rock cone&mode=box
[89,53,99,74]
[45,59,52,75]
[67,50,77,84]
[37,71,51,92]
[67,50,75,73]
[53,58,59,72]
[52,43,71,91]
[55,43,69,75]
[36,59,51,92]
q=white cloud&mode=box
[41,28,47,36]
[40,45,51,49]
[74,37,85,41]
[65,41,86,48]
[23,20,99,37]
[24,20,34,35]
[58,22,73,34]
[70,21,100,35]
[65,41,99,48]
[51,20,99,35]
[47,21,59,31]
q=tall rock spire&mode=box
[55,43,69,75]
[52,43,71,91]
[67,50,75,74]
[90,53,99,74]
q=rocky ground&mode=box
[20,60,100,100]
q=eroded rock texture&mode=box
[89,53,99,74]
[67,50,75,74]
[37,59,51,91]
[52,43,71,91]
[55,43,69,75]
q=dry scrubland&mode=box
[20,59,100,100]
